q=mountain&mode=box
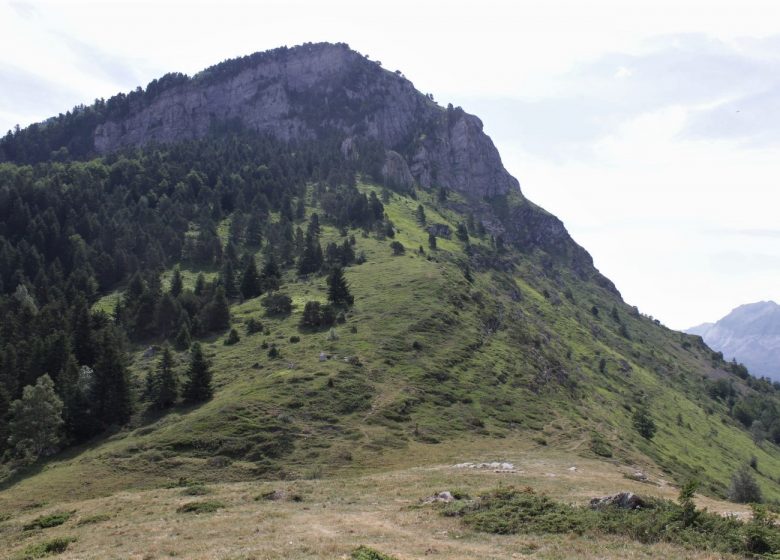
[1,42,780,558]
[687,301,780,380]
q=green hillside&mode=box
[2,173,779,512]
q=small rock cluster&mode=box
[589,492,645,510]
[452,462,517,473]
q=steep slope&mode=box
[688,301,780,380]
[1,43,780,539]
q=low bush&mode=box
[351,546,398,560]
[23,512,71,531]
[19,536,76,558]
[446,486,780,557]
[176,500,224,514]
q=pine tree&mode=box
[194,273,206,296]
[428,232,437,250]
[202,286,231,332]
[632,406,657,440]
[456,222,469,243]
[72,298,95,366]
[258,252,279,291]
[152,345,177,409]
[7,374,64,464]
[222,260,238,299]
[240,256,262,299]
[57,354,81,441]
[169,266,183,297]
[416,204,426,225]
[327,267,354,306]
[174,322,192,351]
[92,328,132,427]
[183,343,213,403]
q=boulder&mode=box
[589,492,645,510]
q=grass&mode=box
[0,447,759,559]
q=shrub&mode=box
[23,511,71,530]
[450,485,780,556]
[590,433,613,458]
[176,500,224,514]
[390,241,405,255]
[224,328,240,345]
[19,537,77,558]
[300,301,336,329]
[262,292,292,316]
[729,467,763,503]
[181,484,212,496]
[246,318,264,335]
[351,546,398,560]
[76,514,110,526]
[289,336,300,343]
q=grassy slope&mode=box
[1,181,779,520]
[0,440,753,559]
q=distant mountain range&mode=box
[688,301,780,380]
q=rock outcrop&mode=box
[93,43,517,201]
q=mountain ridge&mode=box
[2,43,780,558]
[0,41,617,294]
[687,300,780,380]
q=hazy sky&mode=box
[2,0,780,329]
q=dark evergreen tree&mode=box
[201,286,231,332]
[92,328,132,427]
[221,260,239,299]
[174,322,192,351]
[260,253,281,292]
[183,343,212,403]
[169,266,183,298]
[327,267,354,307]
[240,256,262,299]
[456,223,469,243]
[428,232,437,250]
[415,204,426,225]
[632,406,657,440]
[151,345,177,409]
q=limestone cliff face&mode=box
[93,42,516,200]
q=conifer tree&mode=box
[92,328,132,427]
[222,260,238,299]
[152,345,177,409]
[240,256,262,299]
[202,286,231,332]
[428,232,437,250]
[169,266,183,297]
[260,252,281,292]
[174,322,192,351]
[183,343,213,403]
[327,267,354,306]
[416,204,426,225]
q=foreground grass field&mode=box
[0,437,754,559]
